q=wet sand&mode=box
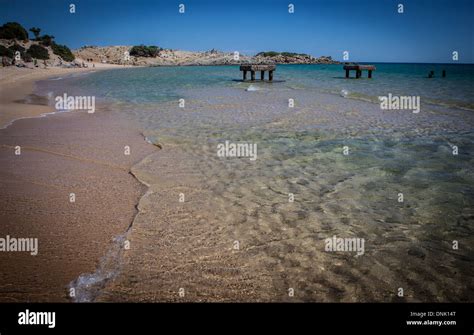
[0,69,156,302]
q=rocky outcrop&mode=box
[253,53,338,65]
[73,46,250,66]
[73,46,340,66]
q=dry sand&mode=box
[0,65,156,301]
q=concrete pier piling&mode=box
[240,64,276,81]
[343,64,376,79]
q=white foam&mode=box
[246,85,259,92]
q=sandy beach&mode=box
[0,2,473,333]
[1,64,473,303]
[0,64,131,128]
[2,65,473,303]
[0,66,156,301]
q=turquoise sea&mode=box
[42,63,474,109]
[38,63,474,302]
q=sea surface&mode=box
[41,63,474,109]
[37,64,474,301]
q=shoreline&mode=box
[1,64,472,302]
[0,64,132,129]
[0,66,157,302]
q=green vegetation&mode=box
[38,34,55,47]
[51,43,75,61]
[0,22,75,62]
[255,51,280,57]
[8,43,25,54]
[129,45,161,57]
[27,44,49,60]
[256,51,311,58]
[22,52,33,62]
[0,45,14,58]
[0,22,29,40]
[29,27,41,40]
[281,52,310,57]
[0,44,32,62]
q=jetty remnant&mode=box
[240,64,276,81]
[343,64,376,79]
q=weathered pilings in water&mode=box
[428,70,447,78]
[240,64,276,81]
[343,64,376,79]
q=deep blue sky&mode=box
[1,0,473,63]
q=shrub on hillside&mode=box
[256,51,311,58]
[129,45,161,57]
[8,44,25,54]
[256,51,279,57]
[281,52,310,57]
[29,27,41,40]
[22,52,33,62]
[27,44,49,60]
[0,22,29,40]
[38,34,55,47]
[51,43,75,61]
[0,45,14,58]
[7,43,31,62]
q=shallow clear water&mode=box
[40,65,474,301]
[42,63,474,110]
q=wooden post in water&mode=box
[260,71,265,80]
[251,70,255,81]
[368,70,372,78]
[269,70,274,81]
[243,70,247,81]
[345,69,350,78]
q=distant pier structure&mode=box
[344,64,376,79]
[240,64,276,81]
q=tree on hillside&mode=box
[39,34,55,47]
[129,45,161,57]
[51,43,75,62]
[29,27,41,40]
[0,22,29,40]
